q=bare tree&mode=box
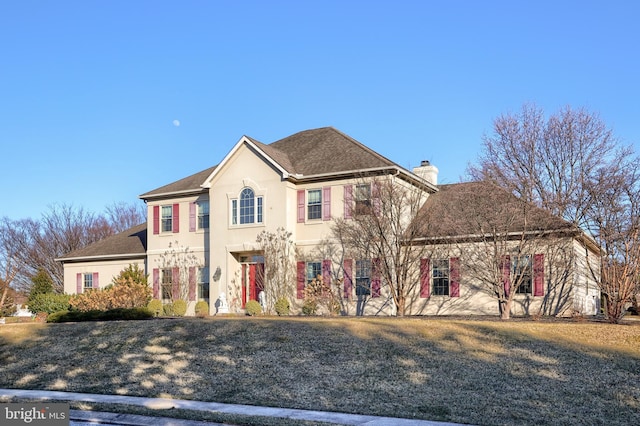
[586,162,640,323]
[419,182,577,319]
[469,103,623,227]
[0,218,21,314]
[106,201,147,233]
[471,103,639,322]
[156,241,198,302]
[256,227,296,313]
[332,176,431,316]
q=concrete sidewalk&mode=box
[1,388,464,426]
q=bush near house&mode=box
[274,297,290,316]
[27,293,71,315]
[47,307,153,323]
[245,300,262,316]
[147,299,163,317]
[173,299,187,317]
[194,300,209,317]
[70,277,151,312]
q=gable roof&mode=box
[415,181,578,239]
[140,166,217,200]
[57,223,147,262]
[256,127,398,176]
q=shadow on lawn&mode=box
[0,317,639,426]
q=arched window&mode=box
[232,187,263,225]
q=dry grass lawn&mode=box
[1,316,639,425]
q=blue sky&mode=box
[2,1,639,220]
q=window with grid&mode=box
[161,268,172,301]
[513,255,532,294]
[161,205,173,232]
[306,262,322,284]
[198,267,209,302]
[198,201,209,229]
[83,273,93,291]
[355,259,371,296]
[432,259,450,296]
[355,184,371,215]
[232,188,263,225]
[307,189,322,220]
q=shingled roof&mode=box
[57,223,147,262]
[140,166,217,199]
[415,182,577,239]
[256,127,398,176]
[141,127,417,199]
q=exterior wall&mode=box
[62,258,146,295]
[146,193,210,314]
[571,239,601,315]
[208,145,290,313]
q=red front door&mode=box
[241,262,265,308]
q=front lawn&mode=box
[1,317,639,425]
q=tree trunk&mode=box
[500,299,512,320]
[396,294,406,317]
[0,286,8,315]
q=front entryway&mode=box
[240,256,264,308]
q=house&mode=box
[58,127,601,317]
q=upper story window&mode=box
[153,204,179,234]
[355,184,371,215]
[198,201,209,229]
[232,187,263,225]
[307,189,322,220]
[161,205,173,232]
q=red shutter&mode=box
[344,185,353,219]
[188,267,197,301]
[76,273,82,294]
[172,203,180,233]
[372,182,381,216]
[322,187,331,221]
[296,261,305,299]
[420,259,430,298]
[172,267,180,300]
[534,253,544,296]
[343,259,353,299]
[297,190,305,223]
[450,257,460,297]
[501,255,511,298]
[93,272,99,289]
[372,258,381,298]
[153,205,160,235]
[189,202,196,232]
[153,268,159,299]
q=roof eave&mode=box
[56,253,147,263]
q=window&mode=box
[161,205,173,232]
[513,255,532,294]
[355,259,371,296]
[306,261,322,284]
[307,189,322,220]
[432,259,450,296]
[198,201,209,229]
[83,273,93,291]
[232,188,263,225]
[198,267,209,302]
[355,184,371,215]
[161,268,173,301]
